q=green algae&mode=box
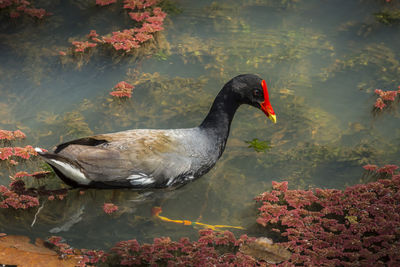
[245,138,271,153]
[375,9,400,25]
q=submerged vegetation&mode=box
[245,138,271,153]
[0,0,399,265]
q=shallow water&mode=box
[0,0,399,249]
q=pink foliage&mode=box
[13,170,51,179]
[272,181,288,192]
[134,32,153,43]
[110,230,258,266]
[0,147,14,160]
[0,184,39,209]
[0,0,51,19]
[0,129,65,210]
[110,81,135,98]
[87,30,99,38]
[103,29,140,52]
[23,8,49,19]
[47,236,106,265]
[128,11,150,22]
[103,203,119,214]
[69,0,165,55]
[0,130,14,141]
[95,0,117,6]
[374,87,399,110]
[0,129,26,141]
[13,145,37,160]
[374,97,386,110]
[72,41,97,53]
[363,164,378,171]
[12,130,26,139]
[256,165,400,266]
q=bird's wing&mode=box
[55,129,193,187]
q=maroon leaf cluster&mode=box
[103,202,119,214]
[110,230,259,266]
[0,129,26,141]
[255,166,400,266]
[0,128,68,209]
[0,183,39,209]
[47,236,106,266]
[0,0,51,19]
[67,0,166,55]
[374,87,400,110]
[109,81,135,98]
[1,129,42,163]
[95,0,117,6]
[0,145,39,161]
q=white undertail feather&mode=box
[49,159,91,185]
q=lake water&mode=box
[0,0,399,249]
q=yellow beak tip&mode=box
[268,114,277,124]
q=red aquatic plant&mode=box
[47,236,106,266]
[123,0,158,10]
[0,147,14,160]
[13,170,51,179]
[0,130,14,141]
[110,81,135,98]
[0,0,51,19]
[12,130,26,139]
[66,0,166,56]
[95,0,117,6]
[45,230,266,266]
[103,203,119,214]
[72,41,97,53]
[0,185,39,209]
[108,230,260,266]
[0,129,26,141]
[255,164,400,266]
[103,29,140,52]
[0,129,66,210]
[128,11,150,21]
[374,97,386,110]
[362,164,378,172]
[374,87,399,110]
[13,145,37,160]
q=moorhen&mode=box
[36,74,276,189]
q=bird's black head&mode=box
[229,74,276,123]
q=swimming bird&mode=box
[36,74,276,189]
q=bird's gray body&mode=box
[39,127,225,188]
[37,74,274,189]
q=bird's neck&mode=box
[199,85,240,156]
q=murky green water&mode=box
[1,0,399,249]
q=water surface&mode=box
[0,0,399,249]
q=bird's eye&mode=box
[253,89,262,97]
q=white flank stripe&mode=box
[50,159,90,185]
[128,175,154,185]
[127,174,144,180]
[34,147,43,153]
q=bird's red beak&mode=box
[260,80,276,123]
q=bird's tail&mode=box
[35,147,90,187]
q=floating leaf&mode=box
[245,138,271,153]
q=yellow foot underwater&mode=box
[151,206,245,232]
